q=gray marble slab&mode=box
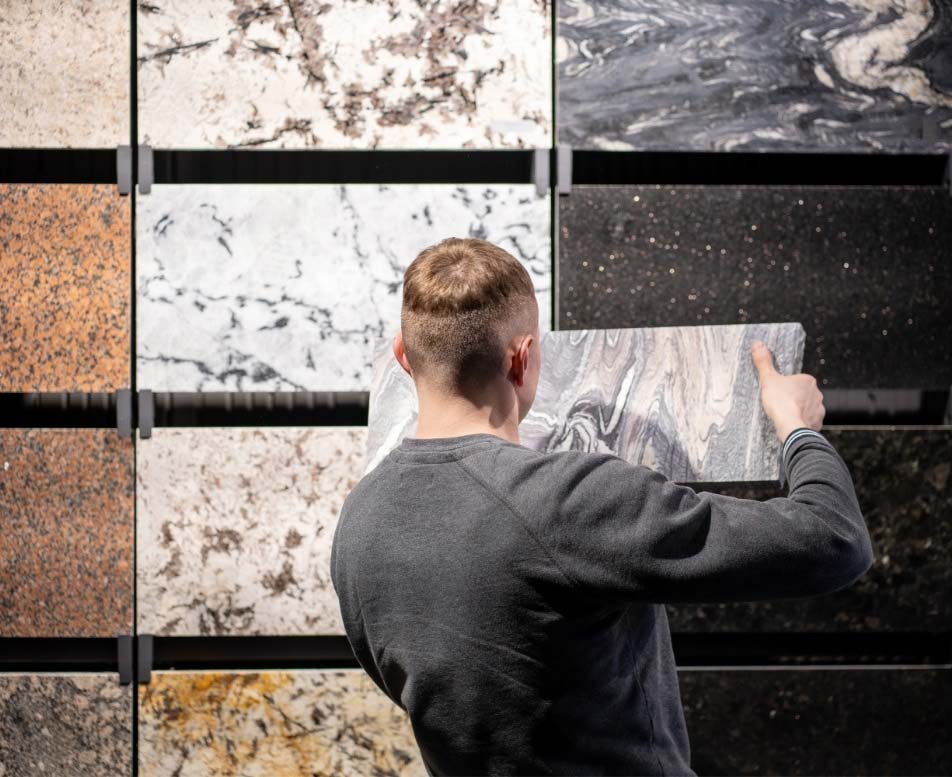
[0,673,132,777]
[136,184,551,392]
[137,427,365,636]
[558,0,952,151]
[366,323,805,482]
[138,0,551,149]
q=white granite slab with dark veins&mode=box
[558,0,952,151]
[138,669,424,777]
[138,0,551,149]
[136,184,551,392]
[0,673,132,777]
[137,427,365,636]
[366,323,806,483]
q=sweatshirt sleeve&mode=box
[535,430,875,604]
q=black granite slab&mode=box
[666,427,951,633]
[557,0,952,152]
[558,185,952,388]
[679,667,952,776]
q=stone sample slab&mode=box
[136,184,551,392]
[669,427,952,633]
[0,2,129,147]
[137,427,365,636]
[0,673,132,777]
[138,669,424,776]
[680,667,952,775]
[558,185,952,388]
[138,0,551,149]
[366,323,805,482]
[0,185,131,392]
[0,429,134,637]
[558,0,952,151]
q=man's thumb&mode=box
[751,341,777,380]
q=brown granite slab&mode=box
[0,429,133,636]
[0,673,132,777]
[0,185,130,392]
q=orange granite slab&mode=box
[0,429,133,636]
[0,185,130,392]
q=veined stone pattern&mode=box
[138,0,551,149]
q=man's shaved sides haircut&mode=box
[401,237,537,389]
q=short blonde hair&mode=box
[401,237,537,388]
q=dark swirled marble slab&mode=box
[679,667,952,775]
[558,185,952,389]
[366,323,805,482]
[0,673,132,777]
[136,184,550,392]
[558,0,952,151]
[138,669,424,776]
[138,0,550,149]
[669,426,952,633]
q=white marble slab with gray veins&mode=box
[136,184,551,392]
[138,0,551,149]
[137,427,366,636]
[558,0,952,151]
[366,323,806,483]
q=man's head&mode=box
[394,237,540,422]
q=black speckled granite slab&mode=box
[558,185,952,388]
[679,667,952,776]
[667,427,951,633]
[557,0,952,152]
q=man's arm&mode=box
[533,342,874,604]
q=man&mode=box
[331,237,873,776]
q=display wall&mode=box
[1,1,950,775]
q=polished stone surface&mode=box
[138,669,424,776]
[0,2,129,147]
[558,0,952,151]
[680,667,952,775]
[0,673,132,776]
[0,185,131,392]
[366,323,805,482]
[137,184,550,392]
[668,427,952,633]
[138,0,551,149]
[0,430,134,637]
[137,427,365,636]
[558,185,952,388]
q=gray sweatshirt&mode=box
[331,428,873,776]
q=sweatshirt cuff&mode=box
[778,428,828,489]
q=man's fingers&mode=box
[750,340,777,380]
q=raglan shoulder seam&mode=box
[452,455,585,593]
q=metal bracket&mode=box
[116,388,132,439]
[117,634,133,685]
[137,634,154,684]
[116,145,132,196]
[557,144,573,196]
[138,144,154,194]
[531,149,550,197]
[138,389,155,439]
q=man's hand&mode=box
[751,340,825,443]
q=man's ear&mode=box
[510,334,533,387]
[393,331,413,376]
